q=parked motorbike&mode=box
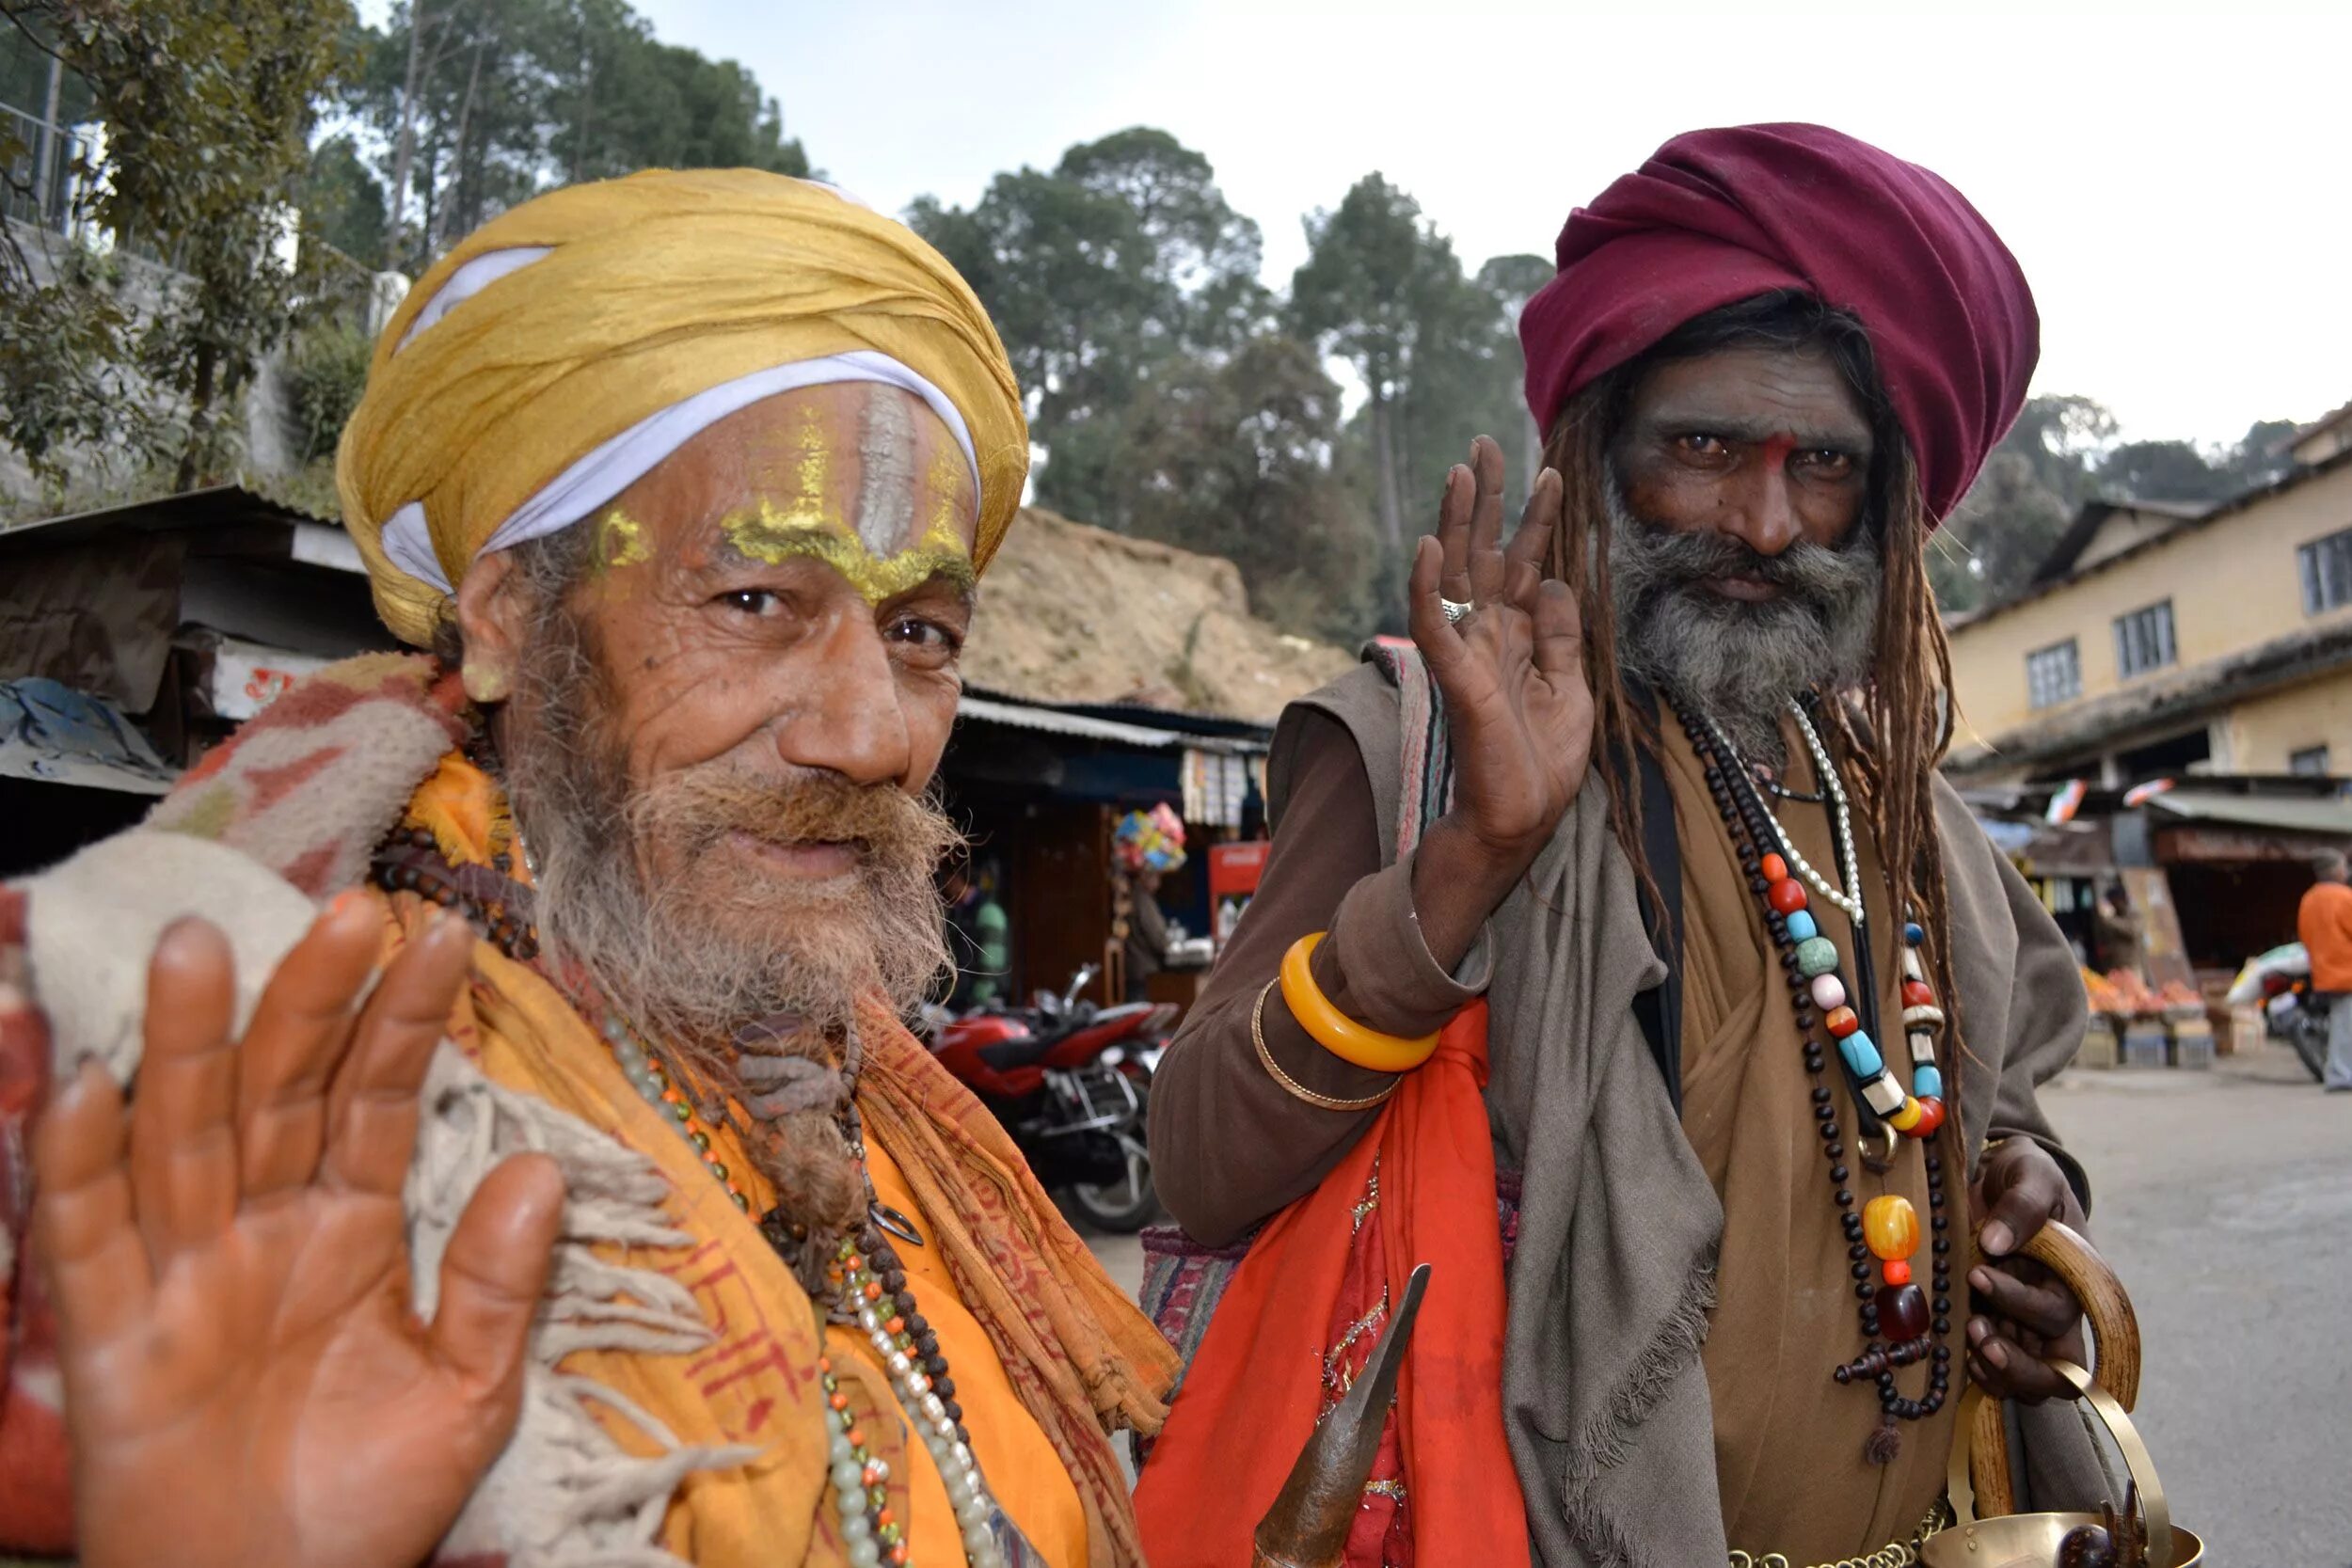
[924,966,1172,1231]
[2225,943,2328,1082]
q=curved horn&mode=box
[1250,1263,1431,1568]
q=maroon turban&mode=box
[1518,122,2038,524]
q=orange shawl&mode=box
[1132,1002,1528,1568]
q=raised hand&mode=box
[33,896,566,1568]
[1406,437,1592,968]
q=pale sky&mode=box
[617,0,2352,449]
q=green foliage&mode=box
[1120,331,1382,644]
[343,0,810,273]
[1287,178,1535,629]
[303,133,389,267]
[283,314,372,465]
[0,0,355,489]
[908,127,1267,533]
[914,148,1542,642]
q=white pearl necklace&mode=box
[1702,702,1867,927]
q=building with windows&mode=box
[1945,410,2352,787]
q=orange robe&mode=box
[402,907,1090,1567]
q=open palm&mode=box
[33,900,565,1568]
[1410,436,1591,865]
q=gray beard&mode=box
[497,610,956,1054]
[1605,482,1883,766]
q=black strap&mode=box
[1629,712,1686,1114]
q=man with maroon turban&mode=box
[1138,125,2117,1567]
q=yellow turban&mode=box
[336,168,1029,646]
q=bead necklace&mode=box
[372,826,540,961]
[601,1010,1005,1568]
[1678,705,1953,1457]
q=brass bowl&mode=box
[1920,1516,2203,1568]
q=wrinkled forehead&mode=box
[634,381,981,562]
[1626,343,1875,450]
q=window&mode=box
[2299,528,2352,615]
[2292,745,2331,776]
[2025,639,2081,709]
[2113,600,2177,679]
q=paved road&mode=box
[1081,1040,2350,1563]
[2040,1042,2351,1567]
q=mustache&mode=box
[1613,520,1875,608]
[628,764,964,879]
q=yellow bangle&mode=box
[1252,982,1397,1112]
[1279,933,1441,1074]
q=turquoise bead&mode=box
[1839,1029,1883,1078]
[1904,921,1926,946]
[1795,936,1839,977]
[1913,1064,1944,1100]
[1785,910,1819,942]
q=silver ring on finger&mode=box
[1440,596,1474,626]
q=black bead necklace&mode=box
[1678,707,1952,1459]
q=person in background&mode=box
[1114,806,1186,1004]
[2295,851,2352,1091]
[945,858,1012,1010]
[2093,883,2145,978]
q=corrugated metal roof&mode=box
[2146,791,2352,836]
[954,694,1261,753]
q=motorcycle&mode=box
[924,965,1173,1231]
[2225,942,2328,1082]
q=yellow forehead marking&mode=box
[721,499,975,607]
[591,509,653,573]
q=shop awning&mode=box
[954,693,1263,754]
[2143,790,2352,836]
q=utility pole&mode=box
[33,54,62,223]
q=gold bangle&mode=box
[1279,933,1441,1073]
[1252,981,1396,1113]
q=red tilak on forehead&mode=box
[1759,435,1799,473]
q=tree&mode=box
[0,0,357,489]
[908,127,1263,531]
[2215,419,2297,494]
[304,133,389,267]
[2096,438,2233,504]
[1476,252,1554,491]
[1121,332,1381,643]
[1932,394,2120,615]
[1289,174,1433,554]
[343,0,809,275]
[1931,451,2073,616]
[2002,393,2117,508]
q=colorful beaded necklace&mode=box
[1678,701,1954,1458]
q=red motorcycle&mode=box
[924,965,1171,1231]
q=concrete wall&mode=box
[1,217,302,517]
[2221,668,2352,772]
[1947,461,2352,746]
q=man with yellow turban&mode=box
[0,170,1173,1568]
